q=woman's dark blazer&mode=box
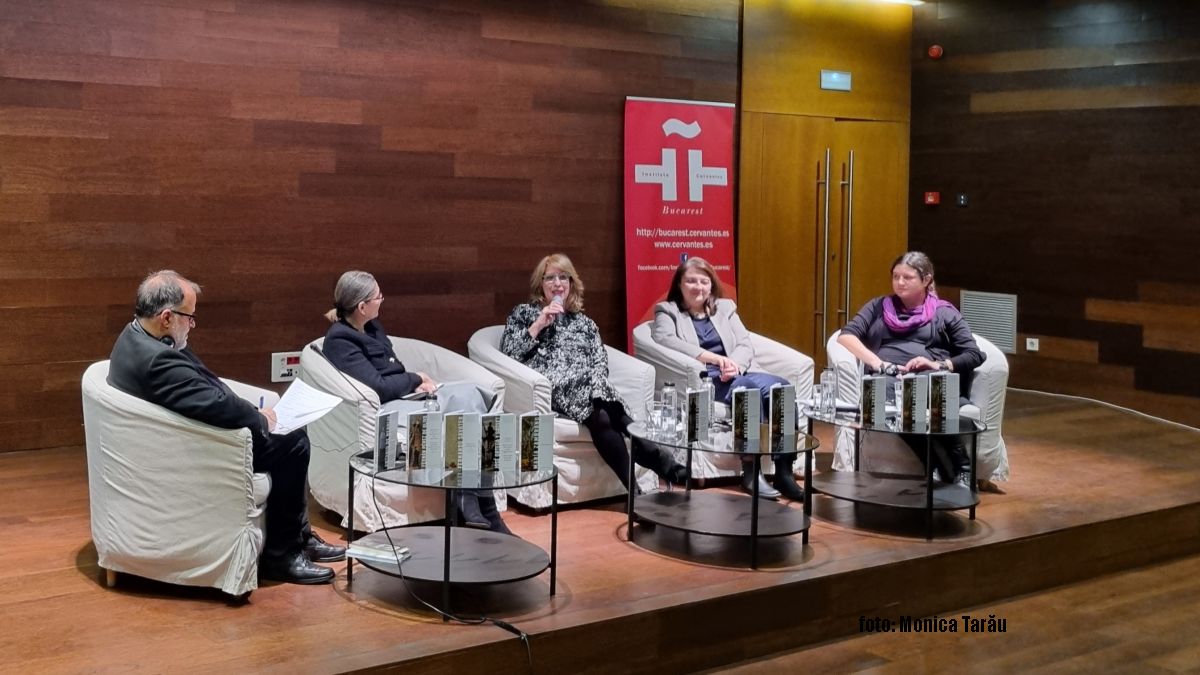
[322,319,420,402]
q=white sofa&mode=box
[299,337,506,532]
[467,325,659,508]
[82,360,275,598]
[826,330,1010,482]
[631,321,815,478]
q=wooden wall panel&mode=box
[910,0,1200,427]
[0,0,739,452]
[742,0,912,121]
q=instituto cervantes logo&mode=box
[633,118,728,202]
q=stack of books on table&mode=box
[347,539,411,566]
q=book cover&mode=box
[374,408,399,472]
[482,412,517,473]
[685,386,712,443]
[768,383,797,440]
[860,375,888,426]
[900,373,929,431]
[732,387,760,442]
[444,412,482,472]
[405,410,444,471]
[519,412,555,472]
[929,371,960,431]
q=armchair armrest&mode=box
[467,327,551,414]
[969,334,1009,431]
[749,332,815,401]
[221,378,280,409]
[632,322,703,393]
[607,346,655,423]
[392,337,506,412]
[826,330,862,405]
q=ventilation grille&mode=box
[959,290,1017,354]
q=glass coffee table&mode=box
[804,407,984,539]
[346,451,557,620]
[626,423,818,569]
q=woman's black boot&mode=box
[741,461,780,500]
[772,455,805,501]
[632,437,689,485]
[477,493,515,536]
[455,491,489,529]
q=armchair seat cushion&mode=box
[554,417,590,444]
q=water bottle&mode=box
[819,367,836,417]
[660,382,678,435]
[700,370,716,427]
[423,392,440,412]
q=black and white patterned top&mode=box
[500,302,624,424]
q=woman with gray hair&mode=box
[322,271,512,534]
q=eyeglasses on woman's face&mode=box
[542,273,570,284]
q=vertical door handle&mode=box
[815,148,831,348]
[840,150,855,327]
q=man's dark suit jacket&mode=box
[322,319,420,403]
[107,322,268,444]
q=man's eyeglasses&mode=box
[170,308,196,324]
[542,273,570,283]
[370,294,384,302]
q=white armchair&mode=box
[467,326,659,508]
[299,337,506,532]
[82,360,275,598]
[631,321,815,478]
[826,330,1010,483]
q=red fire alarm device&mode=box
[928,45,944,60]
[924,191,941,205]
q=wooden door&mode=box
[738,112,833,357]
[828,119,910,331]
[739,115,908,365]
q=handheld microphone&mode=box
[550,294,563,322]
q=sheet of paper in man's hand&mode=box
[270,379,343,435]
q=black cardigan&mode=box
[322,319,421,402]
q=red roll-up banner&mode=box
[623,96,736,349]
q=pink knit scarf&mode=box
[882,293,953,334]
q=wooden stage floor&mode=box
[2,390,1198,674]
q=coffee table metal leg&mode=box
[750,454,761,569]
[685,444,693,495]
[627,441,636,542]
[854,428,861,471]
[443,489,453,622]
[803,448,812,546]
[970,433,978,520]
[346,462,355,586]
[550,474,558,596]
[926,436,934,540]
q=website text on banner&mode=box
[623,97,737,349]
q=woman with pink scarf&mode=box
[837,251,985,489]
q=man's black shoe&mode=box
[304,532,346,563]
[260,553,335,585]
